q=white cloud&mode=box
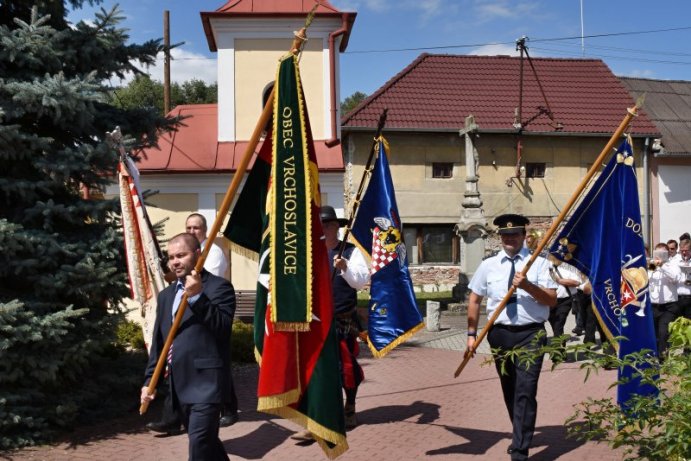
[332,0,453,19]
[473,0,540,22]
[469,43,520,57]
[331,0,390,12]
[628,69,656,79]
[476,2,513,18]
[110,47,217,87]
[401,0,453,22]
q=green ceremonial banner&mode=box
[223,53,348,458]
[270,54,313,331]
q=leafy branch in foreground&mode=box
[488,318,691,461]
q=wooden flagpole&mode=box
[333,108,388,269]
[140,16,316,415]
[454,98,644,378]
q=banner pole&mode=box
[140,25,313,415]
[332,108,388,275]
[454,99,643,378]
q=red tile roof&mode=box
[201,0,356,52]
[342,54,659,136]
[135,104,344,173]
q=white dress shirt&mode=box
[339,246,370,290]
[469,247,557,325]
[551,262,582,299]
[672,254,691,296]
[201,239,229,278]
[648,261,682,304]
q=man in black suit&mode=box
[141,233,234,461]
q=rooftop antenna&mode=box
[580,0,585,57]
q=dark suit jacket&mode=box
[144,269,235,405]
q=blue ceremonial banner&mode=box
[549,137,657,406]
[350,138,424,358]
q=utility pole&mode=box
[163,10,171,115]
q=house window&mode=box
[403,224,459,265]
[525,162,546,178]
[432,162,453,178]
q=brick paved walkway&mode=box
[4,312,621,461]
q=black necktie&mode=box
[507,256,518,318]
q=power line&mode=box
[344,25,691,54]
[530,46,691,66]
[163,24,691,68]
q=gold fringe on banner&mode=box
[273,321,311,332]
[256,389,301,412]
[228,242,260,262]
[367,321,425,358]
[262,406,349,460]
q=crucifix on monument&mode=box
[453,115,488,300]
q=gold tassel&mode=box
[229,242,259,262]
[273,321,311,332]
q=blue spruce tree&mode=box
[0,1,176,448]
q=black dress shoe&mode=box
[219,413,239,427]
[508,447,529,458]
[146,421,184,435]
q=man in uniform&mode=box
[465,214,557,460]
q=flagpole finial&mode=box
[376,109,388,136]
[304,1,320,29]
[635,93,646,111]
[628,93,646,116]
[289,3,320,55]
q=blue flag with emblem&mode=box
[350,137,424,358]
[549,137,657,406]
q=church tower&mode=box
[201,1,356,146]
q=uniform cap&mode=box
[493,213,530,234]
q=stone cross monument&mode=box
[455,115,488,294]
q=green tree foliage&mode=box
[565,318,691,461]
[497,318,691,460]
[112,75,217,113]
[340,90,368,116]
[0,2,175,448]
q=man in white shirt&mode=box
[185,213,236,427]
[547,262,582,339]
[667,239,678,260]
[649,242,682,359]
[466,214,557,461]
[186,214,229,278]
[291,206,370,442]
[674,238,691,320]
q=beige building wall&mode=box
[346,132,466,223]
[122,192,254,289]
[475,134,648,219]
[235,39,324,141]
[146,193,198,243]
[107,168,345,293]
[345,131,648,224]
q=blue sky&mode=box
[69,0,691,98]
